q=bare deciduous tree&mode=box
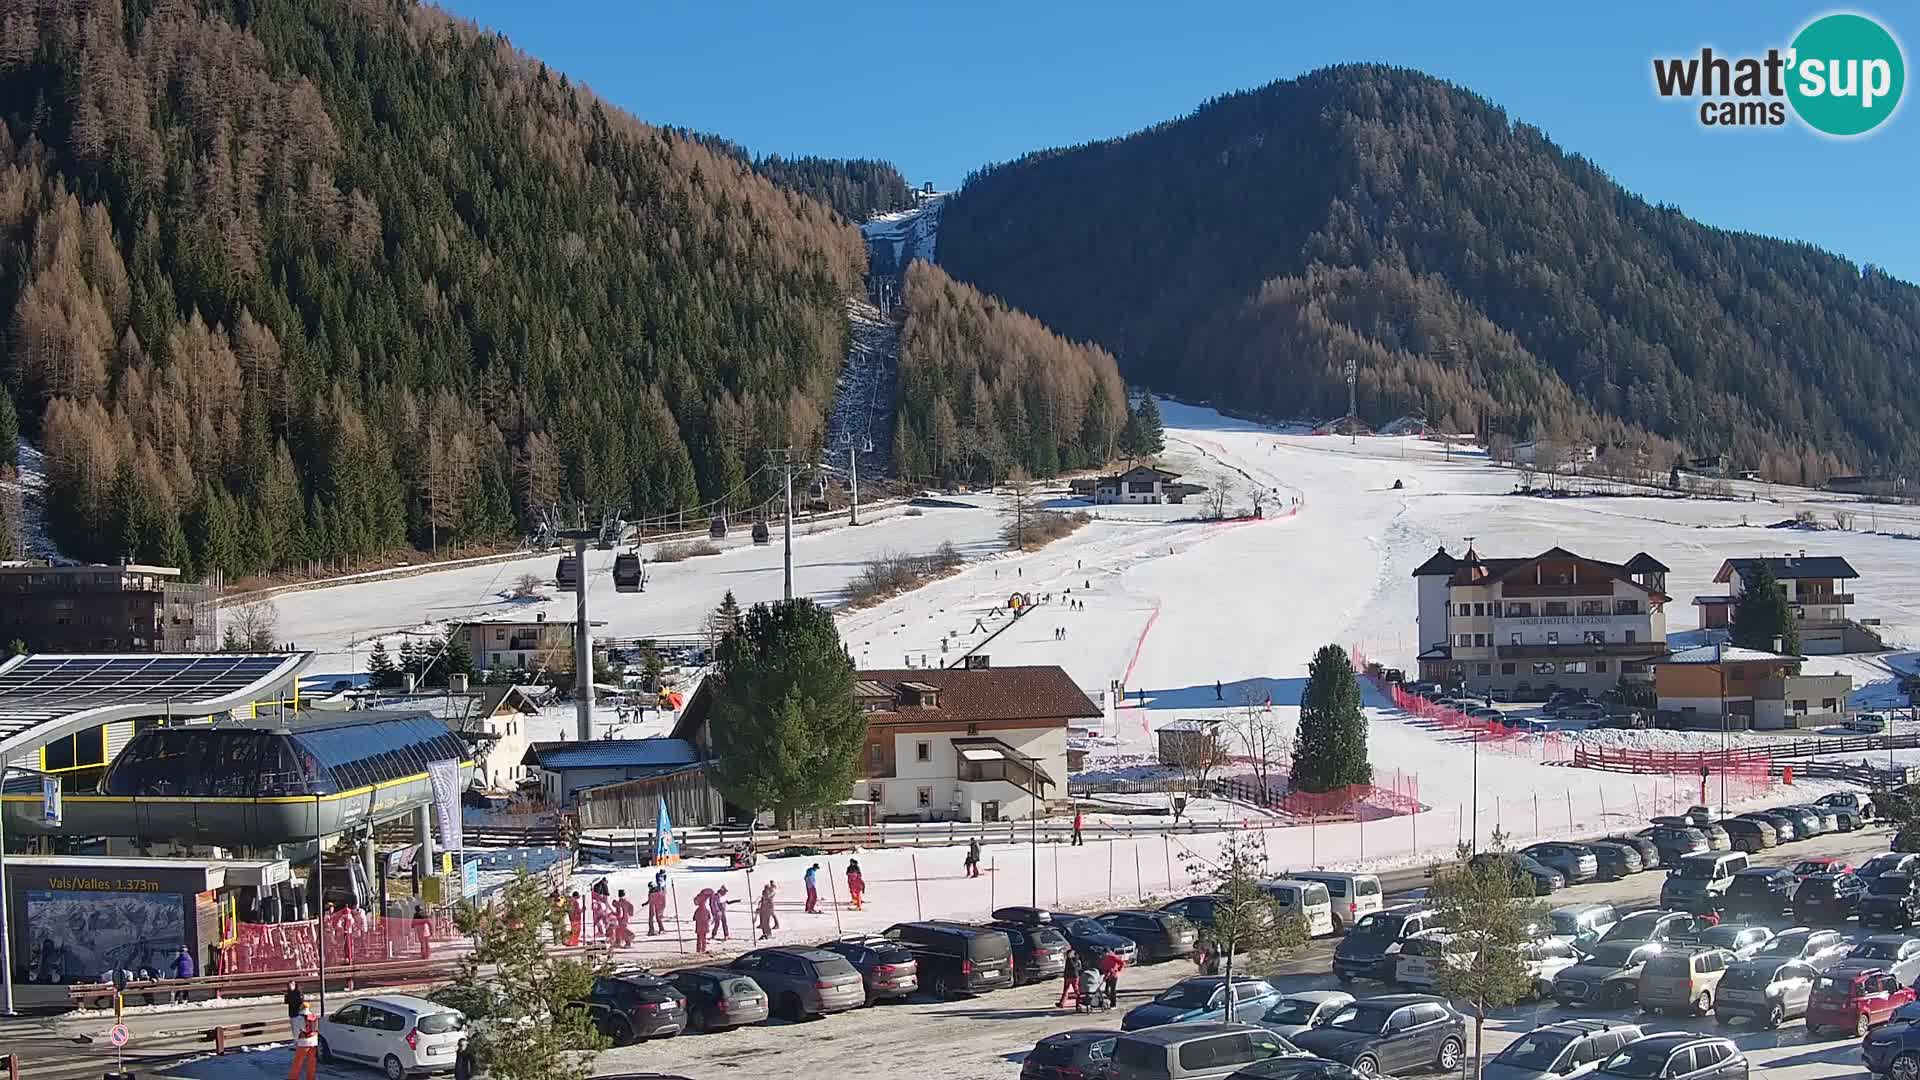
[1832,509,1855,531]
[511,572,544,598]
[222,598,280,652]
[1162,719,1230,797]
[1232,688,1293,803]
[1204,470,1238,520]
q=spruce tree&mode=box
[441,631,475,682]
[1291,644,1373,792]
[0,391,17,470]
[1732,560,1799,655]
[1133,395,1166,458]
[399,638,421,683]
[367,639,399,688]
[708,599,866,829]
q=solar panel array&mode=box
[0,654,298,740]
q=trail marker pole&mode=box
[827,857,843,935]
[911,853,923,920]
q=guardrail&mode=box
[1570,732,1920,773]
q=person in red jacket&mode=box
[1071,808,1085,847]
[1097,948,1126,1009]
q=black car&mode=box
[1020,1029,1119,1080]
[1640,826,1711,863]
[1521,843,1600,884]
[1737,810,1796,844]
[1551,939,1664,1010]
[1096,910,1198,963]
[1721,868,1798,920]
[574,971,688,1044]
[1333,906,1437,984]
[992,907,1138,965]
[1861,874,1920,930]
[882,922,1015,997]
[1588,841,1645,880]
[1289,994,1466,1077]
[983,921,1071,985]
[1718,818,1774,853]
[1468,852,1564,895]
[820,934,920,1003]
[1860,854,1920,881]
[1793,872,1867,925]
[1161,894,1223,930]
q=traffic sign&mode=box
[108,1024,130,1048]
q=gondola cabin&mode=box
[555,554,581,592]
[751,521,771,545]
[613,551,645,593]
[708,516,728,540]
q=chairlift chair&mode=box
[613,551,644,593]
[708,515,728,540]
[555,555,581,592]
[751,521,771,545]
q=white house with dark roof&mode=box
[1094,465,1184,505]
[1691,554,1868,654]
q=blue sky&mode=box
[442,2,1919,283]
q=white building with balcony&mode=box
[1413,545,1671,696]
[1692,554,1865,655]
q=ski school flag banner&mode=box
[654,796,678,860]
[428,758,464,853]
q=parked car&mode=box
[982,921,1071,986]
[1261,880,1337,937]
[881,922,1014,998]
[1734,810,1795,844]
[728,948,864,1019]
[1254,990,1356,1040]
[1754,927,1854,970]
[319,994,467,1079]
[1123,977,1286,1031]
[1523,843,1601,885]
[1793,857,1852,879]
[1162,894,1226,930]
[821,934,920,1003]
[1861,1015,1920,1078]
[1863,876,1920,930]
[1522,937,1583,998]
[1481,1020,1644,1080]
[1608,834,1663,871]
[1834,806,1866,832]
[1698,824,1732,852]
[1849,713,1890,734]
[1639,826,1710,863]
[1860,854,1920,882]
[1022,1029,1120,1080]
[1603,910,1703,946]
[569,972,687,1045]
[1545,689,1591,716]
[1586,843,1645,880]
[1720,868,1798,921]
[1817,790,1875,821]
[1774,805,1824,839]
[1553,940,1665,1010]
[1594,1033,1747,1080]
[664,968,768,1033]
[1718,818,1774,853]
[1468,852,1564,895]
[1846,936,1920,987]
[1712,958,1819,1029]
[1288,995,1467,1078]
[1792,805,1841,835]
[1683,925,1774,961]
[1561,702,1607,723]
[1546,903,1619,947]
[1098,910,1199,963]
[994,908,1139,966]
[1807,967,1917,1036]
[1227,1061,1371,1080]
[1290,873,1385,934]
[1638,947,1735,1016]
[1333,906,1436,983]
[1795,872,1869,925]
[1392,932,1455,990]
[1660,853,1750,914]
[1108,1021,1303,1080]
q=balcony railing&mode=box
[1796,593,1854,606]
[1497,642,1667,659]
[1498,582,1615,598]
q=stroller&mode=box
[1076,969,1108,1013]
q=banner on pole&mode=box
[653,796,679,863]
[427,759,463,853]
[42,775,61,826]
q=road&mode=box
[7,827,1896,1080]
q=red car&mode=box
[1805,966,1915,1037]
[1792,856,1852,879]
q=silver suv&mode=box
[729,947,865,1019]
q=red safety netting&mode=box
[224,915,446,975]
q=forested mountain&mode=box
[0,0,865,578]
[675,131,916,223]
[892,260,1125,485]
[940,64,1920,481]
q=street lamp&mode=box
[0,762,58,1016]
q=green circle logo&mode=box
[1787,13,1906,136]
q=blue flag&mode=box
[653,796,678,860]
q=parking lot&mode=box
[593,820,1906,1079]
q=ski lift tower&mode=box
[556,524,601,742]
[841,436,874,526]
[1344,357,1359,446]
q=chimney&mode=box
[536,612,546,623]
[1772,636,1783,654]
[450,672,470,694]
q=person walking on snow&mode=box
[846,860,865,910]
[566,891,584,946]
[612,889,635,947]
[1057,949,1084,1009]
[287,1006,319,1080]
[646,881,668,936]
[757,882,780,939]
[964,838,982,878]
[691,888,714,953]
[1098,948,1126,1009]
[1215,679,1223,700]
[804,863,821,913]
[709,886,732,939]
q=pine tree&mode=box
[367,639,399,688]
[1178,830,1308,1009]
[399,639,421,682]
[0,391,17,471]
[1133,394,1165,458]
[708,599,866,829]
[451,872,606,1080]
[1430,838,1547,1080]
[1731,561,1800,655]
[1291,644,1372,792]
[441,631,475,683]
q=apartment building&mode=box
[0,562,217,653]
[1413,545,1670,695]
[1693,554,1866,655]
[1654,644,1853,729]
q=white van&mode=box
[1261,879,1336,937]
[1292,872,1384,934]
[1546,903,1619,946]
